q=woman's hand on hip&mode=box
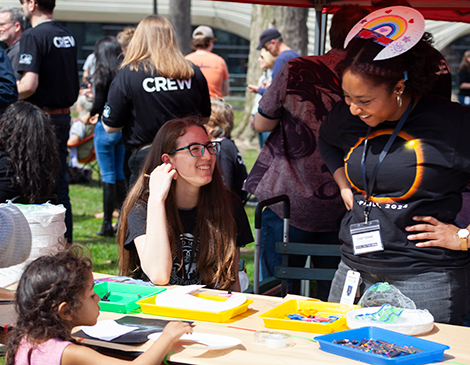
[148,163,177,202]
[406,215,461,250]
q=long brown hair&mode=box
[121,15,194,80]
[117,116,237,289]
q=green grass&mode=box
[70,183,120,276]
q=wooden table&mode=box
[76,278,470,365]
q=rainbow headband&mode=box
[344,6,425,61]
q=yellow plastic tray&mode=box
[259,299,359,334]
[137,292,253,323]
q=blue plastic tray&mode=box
[314,327,449,365]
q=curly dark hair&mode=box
[337,33,441,98]
[5,246,93,365]
[0,101,60,203]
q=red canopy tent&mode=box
[207,0,470,56]
[207,0,470,23]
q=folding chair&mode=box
[249,194,341,298]
[68,133,101,184]
[274,241,341,297]
[252,194,290,295]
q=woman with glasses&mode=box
[102,15,211,186]
[117,117,253,290]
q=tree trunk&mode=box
[169,0,192,56]
[235,5,309,139]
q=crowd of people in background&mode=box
[2,3,470,362]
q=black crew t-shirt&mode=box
[102,64,211,149]
[17,21,79,109]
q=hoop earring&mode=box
[396,91,403,108]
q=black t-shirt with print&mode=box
[17,21,79,109]
[319,96,470,275]
[102,64,211,149]
[124,196,253,286]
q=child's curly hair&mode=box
[6,246,93,365]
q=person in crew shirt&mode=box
[17,0,79,243]
[102,15,211,187]
[185,25,229,99]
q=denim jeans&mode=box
[94,120,125,184]
[328,260,470,325]
[260,207,341,300]
[50,114,73,243]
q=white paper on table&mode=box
[81,319,139,341]
[154,285,247,312]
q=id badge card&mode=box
[350,219,384,255]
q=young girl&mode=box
[117,116,253,291]
[6,246,192,365]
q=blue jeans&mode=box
[260,207,341,300]
[328,260,470,325]
[94,120,125,184]
[50,114,73,243]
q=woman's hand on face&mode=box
[341,188,354,211]
[406,216,461,250]
[148,163,177,202]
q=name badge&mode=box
[350,220,384,255]
[340,270,361,305]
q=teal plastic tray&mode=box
[315,327,449,365]
[95,282,166,313]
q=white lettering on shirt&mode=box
[53,36,76,48]
[19,54,32,65]
[142,77,192,93]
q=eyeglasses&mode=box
[167,141,221,157]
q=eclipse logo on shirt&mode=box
[142,77,192,93]
[19,54,32,65]
[53,36,75,48]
